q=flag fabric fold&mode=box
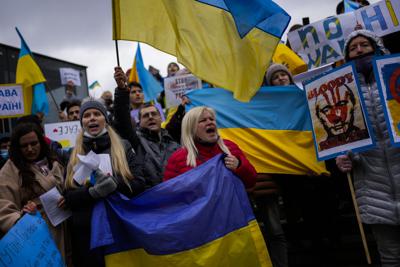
[344,0,361,13]
[91,155,271,267]
[15,28,49,115]
[128,44,163,102]
[272,43,308,75]
[112,0,290,102]
[89,81,101,91]
[186,87,328,175]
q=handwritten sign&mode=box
[373,53,400,146]
[0,213,64,267]
[303,63,375,160]
[0,84,26,118]
[59,68,81,86]
[44,121,81,148]
[164,74,202,108]
[288,0,400,69]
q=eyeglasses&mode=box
[20,140,39,149]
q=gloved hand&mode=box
[88,169,118,199]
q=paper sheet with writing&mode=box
[39,187,72,227]
[73,151,112,184]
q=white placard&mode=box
[303,64,375,160]
[288,0,400,69]
[0,84,25,117]
[39,187,72,227]
[44,121,81,148]
[60,68,81,86]
[164,74,202,108]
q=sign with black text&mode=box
[164,74,202,108]
[44,121,81,148]
[303,63,375,160]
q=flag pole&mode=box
[115,40,120,67]
[347,172,371,264]
[112,0,120,66]
[44,82,60,113]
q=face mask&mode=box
[0,149,9,160]
[353,53,374,77]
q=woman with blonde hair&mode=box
[64,99,145,267]
[163,106,256,188]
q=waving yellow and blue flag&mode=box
[91,155,271,267]
[344,0,361,13]
[186,87,328,175]
[128,44,164,102]
[15,28,49,115]
[112,0,290,102]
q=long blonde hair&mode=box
[65,125,133,189]
[181,106,230,167]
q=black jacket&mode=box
[64,133,145,267]
[113,88,180,188]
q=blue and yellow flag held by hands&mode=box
[91,155,272,267]
[112,0,290,102]
[15,28,49,115]
[128,44,164,102]
[186,87,328,175]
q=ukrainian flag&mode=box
[186,86,328,175]
[112,0,290,102]
[91,155,271,267]
[15,28,49,115]
[272,43,308,75]
[344,0,361,13]
[128,44,163,102]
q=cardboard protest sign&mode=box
[288,0,400,69]
[164,74,202,108]
[0,213,64,267]
[59,68,81,86]
[44,121,81,148]
[303,63,375,160]
[373,53,400,146]
[0,84,31,118]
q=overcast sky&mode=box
[0,0,379,97]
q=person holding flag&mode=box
[163,106,257,189]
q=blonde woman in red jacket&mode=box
[163,106,256,188]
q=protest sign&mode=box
[288,0,400,69]
[0,213,64,267]
[59,68,81,86]
[44,120,81,148]
[0,84,30,118]
[303,63,375,160]
[164,74,202,108]
[373,53,400,146]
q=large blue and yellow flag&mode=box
[91,155,271,267]
[186,87,328,175]
[128,44,164,102]
[15,28,49,115]
[112,0,290,102]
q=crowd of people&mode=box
[0,1,399,266]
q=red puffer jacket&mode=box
[163,139,256,188]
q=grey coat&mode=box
[352,73,400,225]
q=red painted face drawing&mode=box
[315,84,355,136]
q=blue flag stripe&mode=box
[186,86,312,131]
